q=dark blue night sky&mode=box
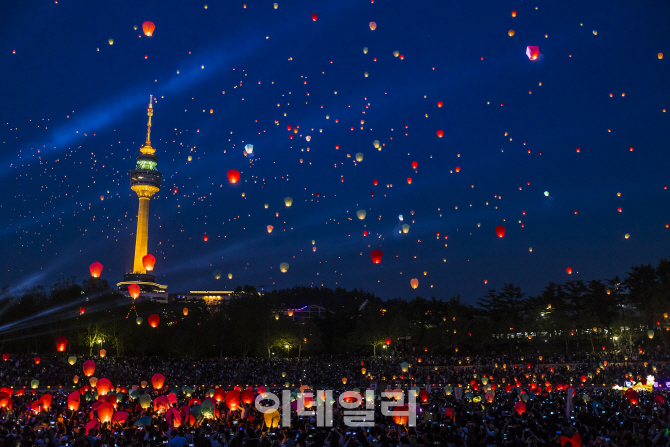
[2,1,670,302]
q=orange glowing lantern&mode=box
[152,373,165,390]
[89,262,103,278]
[56,335,68,352]
[142,254,156,271]
[142,21,155,37]
[83,360,95,377]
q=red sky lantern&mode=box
[79,307,85,315]
[495,225,506,238]
[213,388,225,402]
[56,335,67,352]
[287,125,292,131]
[411,161,418,169]
[152,373,165,390]
[436,130,444,138]
[407,178,412,184]
[226,390,240,410]
[566,267,573,274]
[142,21,155,37]
[34,357,40,365]
[97,378,112,396]
[526,46,540,61]
[128,284,140,300]
[83,360,95,377]
[204,235,209,241]
[89,262,103,278]
[148,314,160,328]
[511,10,517,17]
[1,354,8,362]
[373,179,378,186]
[142,254,156,271]
[370,249,384,264]
[384,338,391,345]
[241,389,254,404]
[437,101,443,108]
[363,230,368,236]
[311,13,317,21]
[455,166,461,172]
[227,169,241,184]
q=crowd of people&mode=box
[0,352,669,446]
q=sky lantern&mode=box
[392,406,409,425]
[241,389,254,404]
[128,284,140,300]
[267,225,274,233]
[142,21,155,37]
[152,373,165,389]
[204,234,209,241]
[495,225,505,238]
[355,152,364,162]
[369,21,377,30]
[34,356,40,364]
[436,130,444,138]
[89,262,103,278]
[370,249,383,264]
[2,354,8,361]
[508,29,515,37]
[99,349,106,358]
[411,161,418,169]
[648,329,654,339]
[437,101,443,108]
[97,402,114,423]
[227,169,240,184]
[142,254,156,271]
[56,335,67,352]
[373,179,378,186]
[511,10,517,17]
[68,356,76,365]
[455,166,461,172]
[407,178,412,184]
[357,209,367,220]
[280,262,289,273]
[402,224,410,233]
[108,38,114,45]
[148,314,160,328]
[311,13,317,21]
[83,360,95,377]
[97,378,112,396]
[410,278,419,289]
[67,392,80,411]
[225,390,240,410]
[183,307,188,316]
[284,196,293,207]
[526,46,540,61]
[79,307,85,315]
[566,267,572,274]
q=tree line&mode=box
[0,256,669,358]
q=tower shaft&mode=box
[133,197,151,273]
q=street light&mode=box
[98,339,102,356]
[285,344,290,357]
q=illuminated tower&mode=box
[118,96,167,294]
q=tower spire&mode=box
[146,95,153,145]
[141,95,155,155]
